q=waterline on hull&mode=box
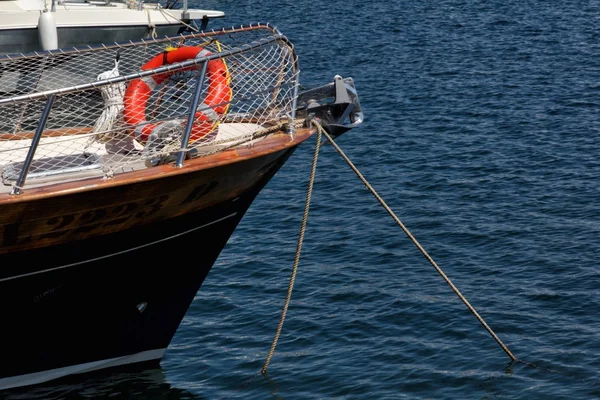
[0,348,165,390]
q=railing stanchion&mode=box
[11,94,56,195]
[176,60,208,168]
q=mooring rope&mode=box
[261,120,322,374]
[311,120,517,362]
[158,7,200,33]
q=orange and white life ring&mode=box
[123,46,232,143]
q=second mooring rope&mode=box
[261,120,323,374]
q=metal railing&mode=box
[0,24,300,193]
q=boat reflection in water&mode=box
[2,366,203,399]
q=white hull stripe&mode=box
[0,348,166,391]
[0,212,238,283]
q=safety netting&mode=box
[0,23,300,190]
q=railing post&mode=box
[176,60,208,168]
[288,81,299,137]
[182,0,189,19]
[11,94,56,195]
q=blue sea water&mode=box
[4,0,600,399]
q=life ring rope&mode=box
[123,44,232,144]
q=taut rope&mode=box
[311,120,516,362]
[261,117,516,376]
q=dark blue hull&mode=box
[0,147,296,390]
